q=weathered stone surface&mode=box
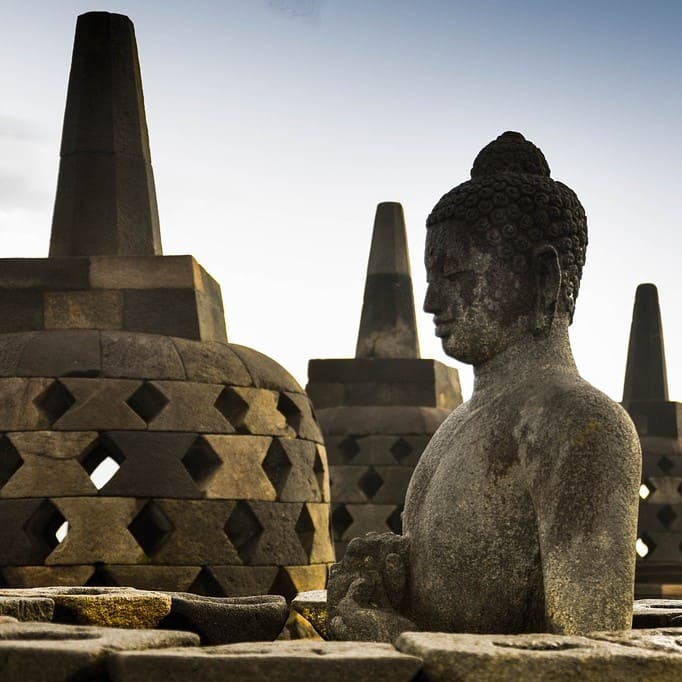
[0,620,198,681]
[0,596,54,622]
[52,377,146,430]
[102,331,186,379]
[355,202,420,359]
[396,629,682,681]
[101,566,200,592]
[0,291,43,333]
[633,599,682,628]
[46,497,145,565]
[15,330,101,377]
[0,378,53,430]
[145,381,233,432]
[202,435,276,500]
[44,290,123,329]
[292,590,329,639]
[209,566,279,597]
[317,406,452,436]
[1,565,95,587]
[96,431,203,498]
[0,332,35,376]
[2,431,99,498]
[0,258,90,290]
[328,132,641,639]
[108,640,422,682]
[230,344,304,394]
[0,586,171,628]
[90,255,198,290]
[50,12,161,257]
[172,338,252,386]
[161,593,288,644]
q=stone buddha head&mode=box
[424,131,587,365]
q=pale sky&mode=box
[1,0,680,402]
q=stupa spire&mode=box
[50,12,162,257]
[623,283,669,402]
[355,202,420,358]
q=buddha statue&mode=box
[327,132,642,640]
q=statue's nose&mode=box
[423,283,439,314]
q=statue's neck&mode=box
[470,322,577,405]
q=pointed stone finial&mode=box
[355,202,420,358]
[623,283,669,402]
[50,12,162,257]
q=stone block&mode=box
[122,288,226,342]
[368,467,413,505]
[0,290,43,333]
[317,406,451,437]
[161,593,288,645]
[98,431,204,498]
[89,255,198,289]
[108,641,422,682]
[0,565,94,588]
[281,391,323,442]
[209,566,280,597]
[202,435,276,500]
[642,448,682,477]
[303,503,335,563]
[102,331,186,379]
[46,497,146,565]
[0,595,54,622]
[44,290,123,330]
[330,467,371,504]
[338,504,400,541]
[230,344,304,394]
[1,431,99,498]
[278,564,330,599]
[0,586,171,628]
[144,499,240,564]
[633,600,682,628]
[196,289,228,342]
[396,629,682,681]
[219,387,292,437]
[325,434,431,467]
[52,377,146,430]
[268,439,326,503]
[0,620,198,682]
[0,379,53,431]
[0,332,36,376]
[15,330,101,377]
[146,381,233,432]
[0,499,64,565]
[101,566,201,592]
[292,589,329,639]
[172,338,252,385]
[626,401,682,439]
[0,258,90,290]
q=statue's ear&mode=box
[531,245,561,337]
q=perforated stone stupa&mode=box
[622,283,682,597]
[306,203,461,558]
[0,12,334,600]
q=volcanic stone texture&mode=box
[621,284,682,598]
[0,332,334,600]
[396,629,682,681]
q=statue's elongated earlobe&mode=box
[532,245,561,337]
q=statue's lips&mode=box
[433,317,454,337]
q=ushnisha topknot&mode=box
[427,131,587,320]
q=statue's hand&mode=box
[327,532,417,642]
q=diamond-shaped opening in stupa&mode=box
[79,437,125,490]
[338,436,360,463]
[224,501,263,564]
[34,380,75,424]
[181,437,222,490]
[390,437,413,463]
[0,436,23,489]
[656,504,677,529]
[262,439,292,497]
[331,504,353,540]
[126,382,169,423]
[128,500,174,556]
[214,387,250,433]
[23,500,68,557]
[358,467,384,500]
[277,393,303,434]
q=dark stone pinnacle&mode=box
[355,202,420,359]
[50,12,162,258]
[623,283,669,403]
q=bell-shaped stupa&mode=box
[622,283,682,598]
[306,202,461,558]
[0,12,333,600]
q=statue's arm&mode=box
[528,392,641,634]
